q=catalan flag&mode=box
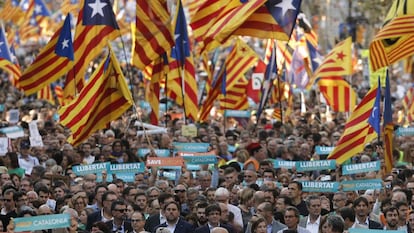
[131,0,174,70]
[307,37,352,89]
[55,85,64,106]
[189,0,226,42]
[368,78,381,134]
[402,85,414,123]
[168,0,198,121]
[257,42,277,121]
[58,44,133,146]
[318,76,356,112]
[65,0,120,98]
[234,0,302,41]
[19,14,74,95]
[383,73,394,173]
[61,0,79,17]
[327,84,380,164]
[38,85,55,105]
[223,38,259,90]
[370,0,414,71]
[220,76,249,110]
[0,0,25,24]
[201,0,266,52]
[0,26,21,83]
[144,56,167,126]
[198,63,225,122]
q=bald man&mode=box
[212,227,229,233]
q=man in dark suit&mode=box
[144,193,175,232]
[87,191,118,231]
[105,200,133,233]
[352,196,383,229]
[153,201,194,233]
[195,204,234,233]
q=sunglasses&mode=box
[174,190,186,193]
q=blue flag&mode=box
[0,27,12,61]
[368,78,381,134]
[33,0,51,17]
[265,0,302,38]
[257,43,277,120]
[83,0,119,28]
[55,14,74,60]
[171,0,190,67]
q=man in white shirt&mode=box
[215,187,243,229]
[299,195,322,233]
[18,140,39,176]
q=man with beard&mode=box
[194,202,209,228]
[383,206,399,230]
[154,201,194,233]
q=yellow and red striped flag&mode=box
[370,0,414,71]
[65,0,120,99]
[58,45,133,146]
[131,0,174,70]
[200,0,266,52]
[54,85,65,106]
[37,85,55,105]
[318,76,356,112]
[166,0,198,121]
[233,0,302,41]
[0,0,25,24]
[189,0,226,42]
[19,14,74,95]
[220,76,249,110]
[0,26,21,83]
[144,56,166,125]
[327,84,379,164]
[307,37,352,89]
[224,38,259,89]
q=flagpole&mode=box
[180,66,188,124]
[164,71,169,128]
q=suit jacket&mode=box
[153,218,195,233]
[194,223,235,233]
[105,220,133,233]
[368,219,383,229]
[144,213,161,233]
[246,218,286,233]
[86,210,103,231]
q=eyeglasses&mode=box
[175,190,186,193]
[114,209,128,213]
[131,219,144,222]
[3,199,12,202]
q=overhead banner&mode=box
[341,179,383,191]
[14,214,71,232]
[342,161,380,175]
[137,148,170,157]
[296,160,336,172]
[301,181,339,192]
[315,146,334,155]
[173,142,210,152]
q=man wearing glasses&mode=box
[106,200,133,233]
